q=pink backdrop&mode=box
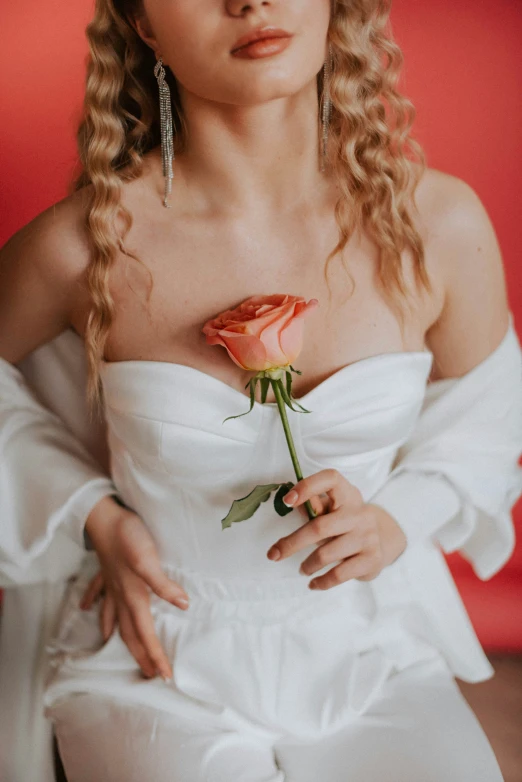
[1,0,521,650]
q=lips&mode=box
[230,26,293,54]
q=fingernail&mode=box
[162,674,172,683]
[267,546,280,561]
[283,490,297,506]
[177,598,189,608]
[309,580,319,589]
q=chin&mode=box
[220,67,319,106]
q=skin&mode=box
[0,0,510,682]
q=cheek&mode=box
[151,4,221,87]
[301,0,331,46]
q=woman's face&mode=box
[134,0,331,106]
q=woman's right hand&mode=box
[79,495,190,681]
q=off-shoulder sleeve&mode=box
[370,313,522,580]
[0,354,117,586]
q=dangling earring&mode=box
[154,56,174,208]
[320,43,334,172]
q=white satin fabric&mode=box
[48,655,505,782]
[44,317,522,737]
[0,333,117,782]
[1,315,521,780]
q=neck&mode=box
[166,79,327,216]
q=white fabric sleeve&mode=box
[370,313,522,581]
[0,354,117,586]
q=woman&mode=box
[1,0,521,779]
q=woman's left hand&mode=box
[266,468,408,590]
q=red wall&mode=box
[1,0,521,650]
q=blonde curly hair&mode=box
[70,0,431,420]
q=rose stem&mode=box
[271,379,317,520]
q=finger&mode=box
[297,493,329,520]
[117,516,190,607]
[283,469,361,514]
[131,559,190,609]
[299,531,363,576]
[117,605,158,679]
[79,571,105,610]
[128,600,173,681]
[309,552,380,591]
[268,506,356,562]
[317,492,332,512]
[100,592,116,641]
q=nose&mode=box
[225,0,274,17]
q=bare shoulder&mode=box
[411,166,510,379]
[0,186,94,283]
[412,165,502,273]
[414,165,502,249]
[0,187,94,363]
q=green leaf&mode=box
[274,481,296,517]
[221,409,252,423]
[221,483,282,530]
[285,369,292,398]
[278,378,313,414]
[260,376,270,403]
[221,377,257,424]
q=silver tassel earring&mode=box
[154,56,174,208]
[320,43,334,172]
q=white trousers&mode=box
[49,652,504,782]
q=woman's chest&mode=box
[73,209,441,401]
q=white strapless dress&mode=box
[41,351,479,741]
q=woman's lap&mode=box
[50,654,504,782]
[274,655,504,781]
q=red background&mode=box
[1,0,521,650]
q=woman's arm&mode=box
[370,176,522,579]
[0,202,119,584]
[0,205,190,681]
[0,351,120,584]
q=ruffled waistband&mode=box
[152,561,377,625]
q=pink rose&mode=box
[202,294,319,372]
